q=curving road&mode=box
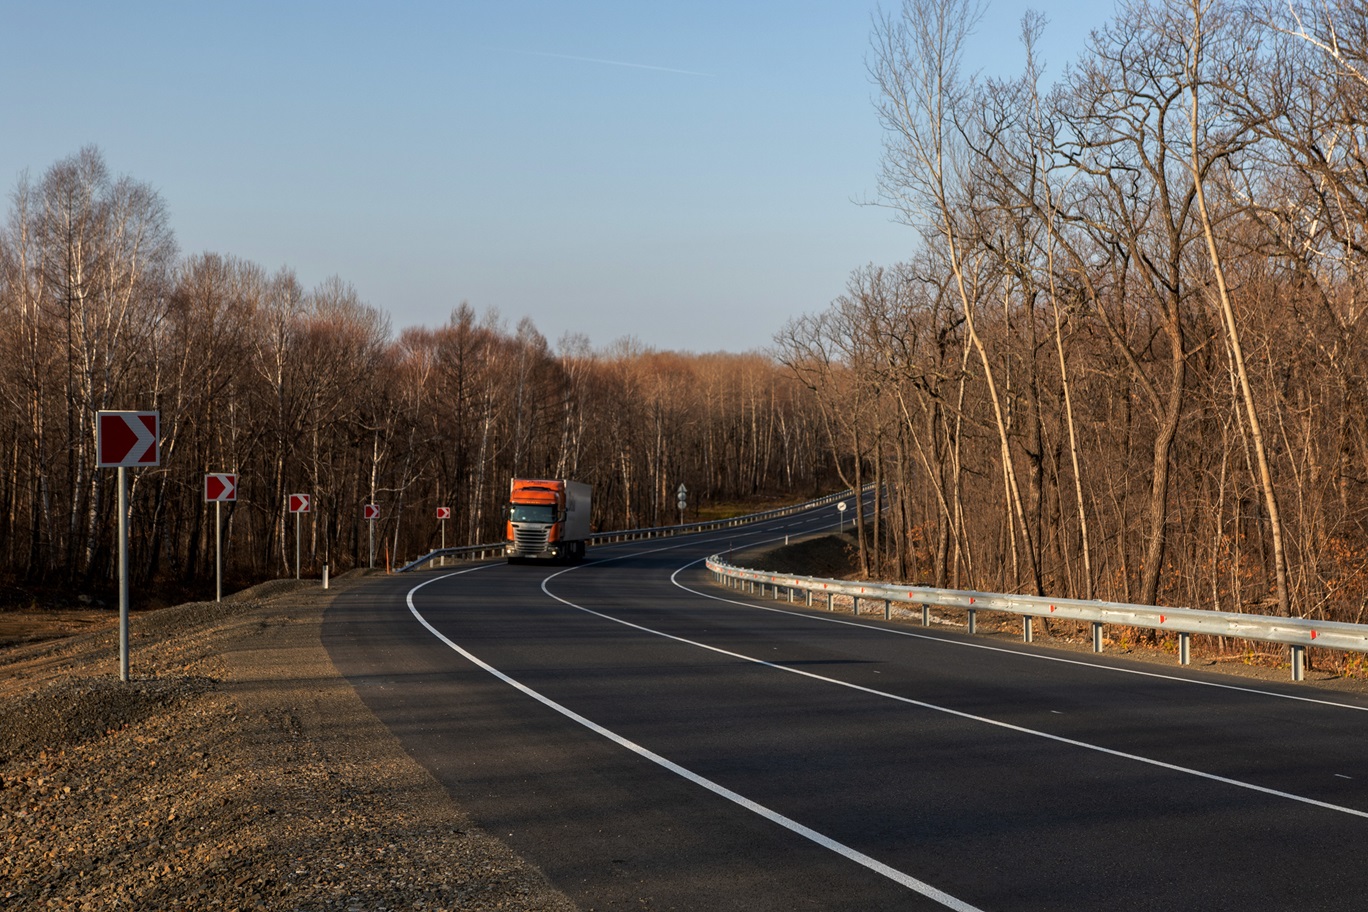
[323,504,1368,911]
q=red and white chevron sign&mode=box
[363,504,380,521]
[436,506,451,520]
[289,493,311,514]
[204,473,238,502]
[97,411,160,467]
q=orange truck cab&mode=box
[505,479,592,563]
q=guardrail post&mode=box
[827,593,834,611]
[967,608,977,634]
[1092,622,1104,653]
[1023,617,1033,643]
[921,604,929,626]
[1179,632,1191,666]
[852,596,859,616]
[1291,645,1306,682]
[807,590,813,607]
[884,599,891,620]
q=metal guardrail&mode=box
[705,558,1368,682]
[398,489,856,573]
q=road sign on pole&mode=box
[837,501,848,533]
[96,410,160,682]
[205,473,237,502]
[97,411,160,467]
[205,473,238,603]
[677,483,688,525]
[364,504,379,568]
[436,506,450,566]
[289,494,310,578]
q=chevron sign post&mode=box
[205,473,237,502]
[97,411,160,468]
[205,474,238,603]
[436,506,451,566]
[96,410,161,683]
[289,494,311,579]
[364,504,379,569]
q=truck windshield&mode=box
[509,504,556,523]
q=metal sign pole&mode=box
[369,519,375,569]
[118,466,130,682]
[215,500,223,602]
[295,510,301,580]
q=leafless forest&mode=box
[0,149,833,590]
[5,0,1368,643]
[776,0,1368,638]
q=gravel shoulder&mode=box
[0,573,577,912]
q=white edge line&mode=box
[564,517,1368,712]
[538,563,1368,820]
[404,569,986,912]
[541,546,1368,820]
[668,556,1368,715]
[597,524,1368,713]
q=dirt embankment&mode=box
[732,533,861,579]
[0,575,577,912]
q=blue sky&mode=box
[2,1,1112,354]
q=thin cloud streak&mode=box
[520,50,713,77]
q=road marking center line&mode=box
[404,572,983,912]
[541,514,1368,714]
[562,529,1368,715]
[661,559,1368,714]
[533,559,1368,820]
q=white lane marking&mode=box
[592,532,1368,714]
[578,520,1368,715]
[533,555,1368,820]
[580,526,1368,714]
[668,563,1368,715]
[404,572,984,912]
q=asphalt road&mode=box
[324,506,1368,911]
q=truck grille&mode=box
[514,526,550,553]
